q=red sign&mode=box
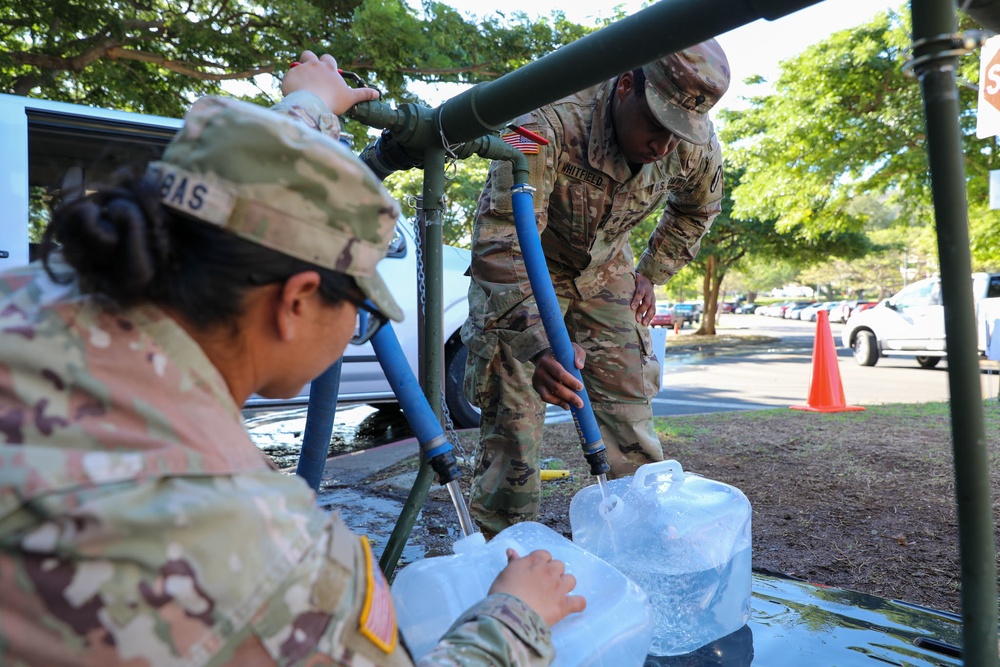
[984,48,1000,114]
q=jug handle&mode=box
[631,459,684,491]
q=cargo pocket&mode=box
[638,324,662,400]
[462,329,499,409]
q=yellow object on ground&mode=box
[540,469,570,480]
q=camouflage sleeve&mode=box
[418,593,555,667]
[469,111,560,363]
[636,134,725,284]
[269,90,342,139]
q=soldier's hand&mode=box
[631,273,656,326]
[282,51,380,115]
[489,548,587,627]
[531,345,585,410]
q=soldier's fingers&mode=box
[564,594,587,615]
[351,86,380,103]
[556,368,584,393]
[540,389,571,410]
[505,548,521,562]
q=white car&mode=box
[840,273,1000,368]
[0,92,480,428]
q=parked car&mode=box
[800,301,841,322]
[841,273,1000,368]
[734,302,757,314]
[650,302,675,327]
[0,92,480,428]
[763,301,797,318]
[784,301,816,320]
[673,302,700,327]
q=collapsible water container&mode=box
[391,521,653,666]
[570,460,752,657]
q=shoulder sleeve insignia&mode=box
[358,537,397,653]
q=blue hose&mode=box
[511,186,610,475]
[297,359,343,491]
[370,322,461,483]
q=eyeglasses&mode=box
[248,271,388,346]
[343,292,389,346]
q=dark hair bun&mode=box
[45,176,170,305]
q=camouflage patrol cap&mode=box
[148,96,403,321]
[642,39,730,145]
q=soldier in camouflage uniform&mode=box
[0,51,584,666]
[462,40,731,535]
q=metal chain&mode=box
[410,208,470,470]
[411,210,427,313]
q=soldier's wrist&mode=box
[531,348,552,364]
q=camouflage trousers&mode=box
[463,271,664,536]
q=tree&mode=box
[635,166,870,336]
[381,156,489,247]
[717,6,998,285]
[2,0,591,118]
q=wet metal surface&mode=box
[644,572,963,666]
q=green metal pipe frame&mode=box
[354,5,999,660]
[911,1,1000,663]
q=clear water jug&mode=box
[570,460,752,657]
[391,521,653,666]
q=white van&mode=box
[0,93,479,428]
[841,272,1000,367]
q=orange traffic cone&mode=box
[790,310,865,413]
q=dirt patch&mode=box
[367,400,1000,615]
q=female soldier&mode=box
[0,51,584,666]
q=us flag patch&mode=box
[359,537,397,653]
[501,132,541,154]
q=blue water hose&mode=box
[511,186,610,476]
[370,322,461,484]
[296,359,343,491]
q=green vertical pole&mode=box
[910,1,999,664]
[378,146,447,578]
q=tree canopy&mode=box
[2,0,590,117]
[714,6,1000,302]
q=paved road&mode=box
[544,313,999,422]
[248,313,1000,456]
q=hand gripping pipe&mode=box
[510,185,610,476]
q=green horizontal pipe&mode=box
[438,0,822,143]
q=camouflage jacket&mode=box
[0,98,555,667]
[464,80,724,364]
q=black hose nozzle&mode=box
[359,129,424,181]
[421,433,462,485]
[582,440,611,476]
[428,450,461,485]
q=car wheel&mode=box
[852,331,879,366]
[916,356,942,369]
[445,342,481,430]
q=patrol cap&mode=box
[642,39,730,145]
[148,96,403,321]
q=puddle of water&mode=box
[243,403,415,469]
[318,487,427,568]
